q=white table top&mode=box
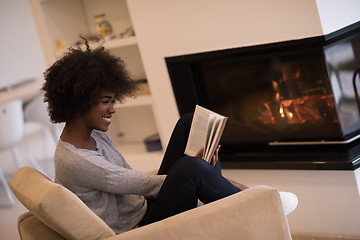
[0,79,43,105]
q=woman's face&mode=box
[82,90,116,132]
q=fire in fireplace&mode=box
[166,21,360,170]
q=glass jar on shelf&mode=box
[94,13,113,39]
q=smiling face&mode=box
[82,90,116,132]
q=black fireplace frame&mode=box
[166,21,360,170]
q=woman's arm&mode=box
[56,149,166,198]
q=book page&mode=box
[204,117,226,162]
[184,105,212,156]
[204,115,221,161]
[204,114,216,158]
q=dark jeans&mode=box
[139,113,240,226]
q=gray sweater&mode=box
[54,130,166,234]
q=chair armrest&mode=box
[105,185,291,240]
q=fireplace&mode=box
[166,21,360,170]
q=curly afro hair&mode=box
[42,40,138,123]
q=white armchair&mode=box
[10,167,296,240]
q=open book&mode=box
[185,105,228,163]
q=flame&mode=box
[279,105,285,118]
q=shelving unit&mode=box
[29,0,163,164]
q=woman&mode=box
[42,39,248,234]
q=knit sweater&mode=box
[54,130,166,233]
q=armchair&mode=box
[9,167,295,240]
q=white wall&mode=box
[0,0,46,89]
[316,0,360,34]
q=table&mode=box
[0,79,43,105]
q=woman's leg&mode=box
[140,156,240,226]
[157,113,193,175]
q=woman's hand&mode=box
[195,147,204,159]
[209,145,221,167]
[226,178,249,191]
[195,145,221,167]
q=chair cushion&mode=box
[9,167,115,240]
[18,212,65,240]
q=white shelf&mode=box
[116,95,153,108]
[103,36,137,49]
[66,36,137,54]
[84,36,137,50]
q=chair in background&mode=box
[23,92,63,152]
[0,99,46,206]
